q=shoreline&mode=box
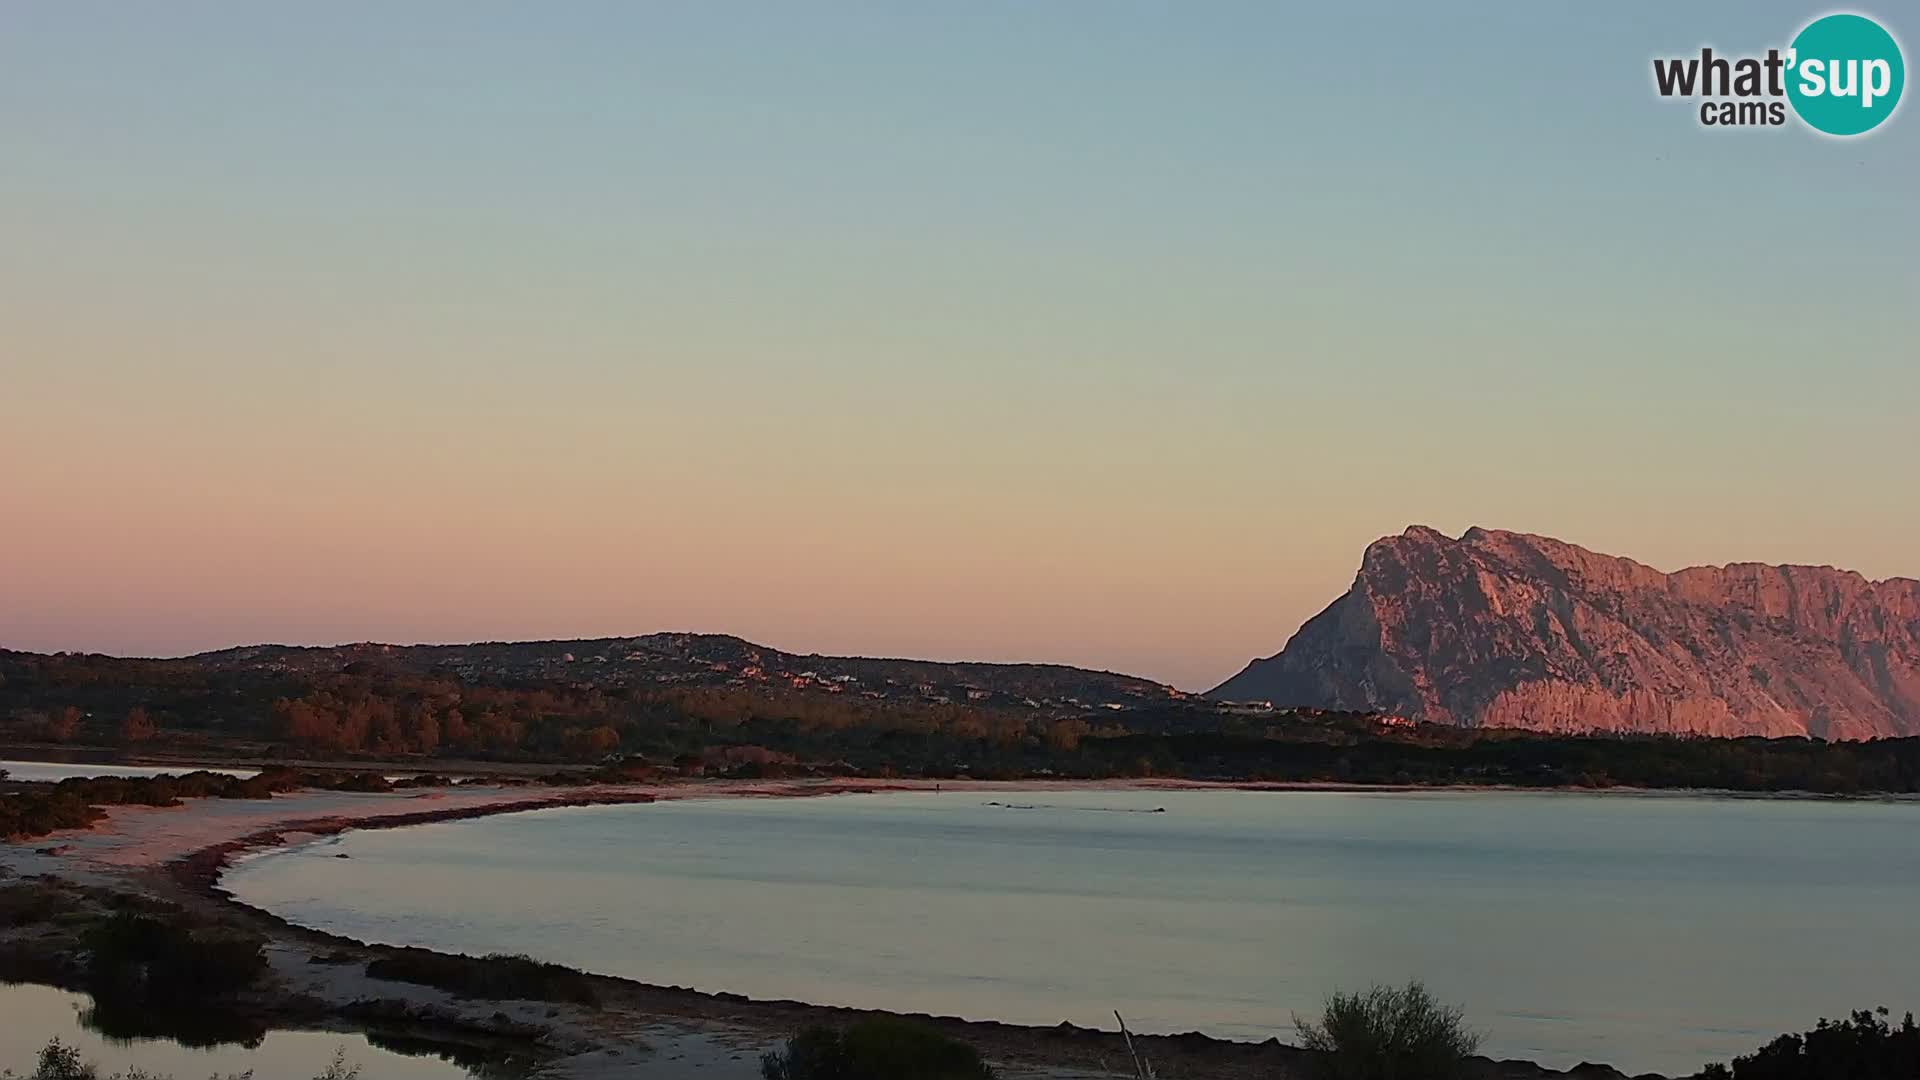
[7,777,1710,1079]
[10,751,1920,805]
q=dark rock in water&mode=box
[334,852,351,859]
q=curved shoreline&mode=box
[11,778,1690,1079]
[165,782,1326,1080]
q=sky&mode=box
[2,3,1915,690]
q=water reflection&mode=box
[0,982,516,1079]
[79,993,268,1049]
[363,1032,542,1080]
[0,760,257,783]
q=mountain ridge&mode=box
[1211,526,1920,740]
[22,632,1180,710]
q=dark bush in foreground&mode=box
[0,883,68,927]
[1295,981,1480,1080]
[82,912,267,1003]
[365,947,599,1005]
[1701,1008,1920,1080]
[761,1018,994,1080]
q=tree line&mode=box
[4,651,1920,794]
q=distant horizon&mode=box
[9,522,1916,691]
[14,629,1184,683]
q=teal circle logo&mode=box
[1787,13,1905,135]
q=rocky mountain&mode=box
[1211,527,1920,740]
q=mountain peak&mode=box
[1213,528,1920,739]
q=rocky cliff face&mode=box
[1211,527,1920,739]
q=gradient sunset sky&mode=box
[3,3,1915,689]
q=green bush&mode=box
[1294,981,1480,1080]
[761,1019,994,1080]
[1701,1008,1920,1080]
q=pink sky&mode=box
[3,5,1914,689]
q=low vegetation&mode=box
[1701,1007,1920,1080]
[0,880,72,925]
[1294,981,1480,1080]
[0,881,268,1030]
[0,768,484,841]
[83,912,267,1005]
[0,769,320,840]
[0,1039,358,1080]
[761,1019,996,1080]
[364,945,600,1006]
[8,646,1920,793]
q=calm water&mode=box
[225,789,1920,1076]
[0,759,257,782]
[0,982,486,1078]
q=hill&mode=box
[186,632,1177,708]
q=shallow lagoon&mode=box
[225,788,1920,1076]
[0,982,491,1078]
[0,759,257,782]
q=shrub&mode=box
[0,768,439,841]
[82,913,267,1002]
[24,1038,93,1080]
[0,883,67,927]
[1294,981,1481,1080]
[324,772,392,794]
[0,792,107,840]
[761,1025,852,1080]
[365,947,598,1006]
[390,774,451,789]
[1701,1007,1920,1080]
[311,1048,360,1080]
[761,1019,995,1080]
